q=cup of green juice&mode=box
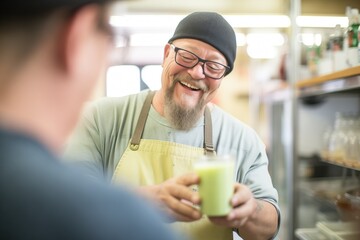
[193,155,235,216]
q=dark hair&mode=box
[0,12,55,69]
[0,4,111,79]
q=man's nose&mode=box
[187,62,206,79]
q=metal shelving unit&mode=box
[294,66,360,240]
[265,2,360,239]
[265,42,360,240]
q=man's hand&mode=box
[208,183,278,240]
[208,183,257,228]
[138,173,202,222]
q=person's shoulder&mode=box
[0,130,180,240]
[9,160,178,240]
[57,169,180,240]
[0,128,53,168]
[47,161,180,239]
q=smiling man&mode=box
[65,12,281,240]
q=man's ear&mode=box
[161,43,171,67]
[58,5,99,77]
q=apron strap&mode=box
[204,106,216,155]
[130,90,155,150]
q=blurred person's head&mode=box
[0,0,119,152]
[154,12,237,130]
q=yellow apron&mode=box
[112,91,233,240]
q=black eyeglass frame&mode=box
[170,44,230,80]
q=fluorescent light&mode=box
[110,15,184,29]
[247,45,277,59]
[130,33,171,46]
[296,16,348,28]
[245,33,283,59]
[246,33,285,46]
[111,14,348,29]
[110,14,291,29]
[225,15,290,28]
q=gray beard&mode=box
[164,80,205,131]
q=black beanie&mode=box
[168,12,237,75]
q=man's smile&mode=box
[179,80,201,91]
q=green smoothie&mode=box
[194,156,234,216]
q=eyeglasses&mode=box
[170,44,230,80]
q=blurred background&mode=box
[91,0,360,239]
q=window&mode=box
[141,65,162,90]
[106,65,140,97]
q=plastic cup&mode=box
[193,155,235,216]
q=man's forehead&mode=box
[173,39,227,60]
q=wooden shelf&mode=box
[296,66,360,97]
[321,158,360,171]
[297,66,360,88]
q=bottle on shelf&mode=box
[346,8,360,67]
[324,112,360,169]
[329,24,346,71]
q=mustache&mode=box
[173,76,208,92]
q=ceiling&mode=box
[114,0,360,15]
[108,0,360,65]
